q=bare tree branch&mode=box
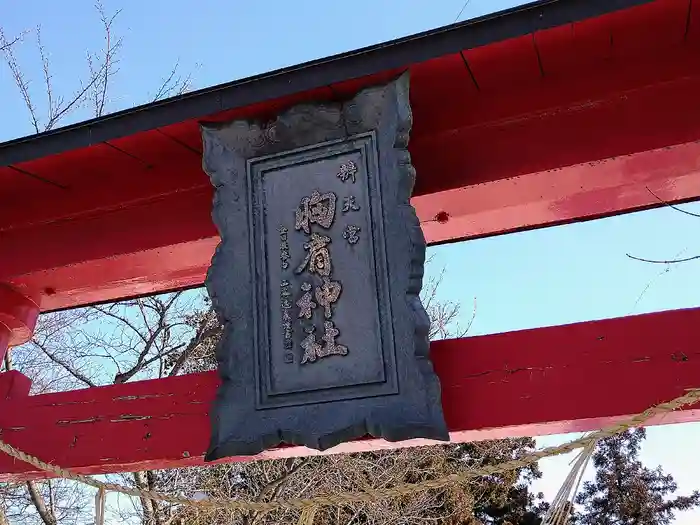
[1,28,41,133]
[26,482,56,525]
[0,28,23,52]
[92,0,123,117]
[460,296,477,337]
[258,457,314,503]
[629,248,689,313]
[87,0,123,117]
[422,262,473,340]
[36,26,55,130]
[30,338,97,388]
[2,2,122,133]
[113,293,185,383]
[91,304,150,346]
[168,306,220,377]
[3,0,196,140]
[49,56,105,127]
[151,59,194,102]
[134,471,159,525]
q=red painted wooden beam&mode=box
[5,42,700,312]
[416,138,700,244]
[0,371,31,401]
[6,134,700,312]
[1,307,698,481]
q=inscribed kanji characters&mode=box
[295,232,332,277]
[295,191,336,234]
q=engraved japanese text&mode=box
[279,226,290,270]
[291,183,352,364]
[295,233,332,277]
[343,225,360,245]
[280,279,294,363]
[295,191,336,234]
[342,195,360,213]
[337,160,358,183]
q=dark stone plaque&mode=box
[202,73,448,459]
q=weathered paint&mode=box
[1,0,700,312]
[1,307,698,481]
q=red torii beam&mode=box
[3,0,700,313]
[1,307,699,482]
[2,0,700,480]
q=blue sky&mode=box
[2,0,700,522]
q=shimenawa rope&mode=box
[0,389,698,516]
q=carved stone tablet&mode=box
[202,72,448,459]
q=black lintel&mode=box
[0,0,653,168]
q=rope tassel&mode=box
[542,436,597,525]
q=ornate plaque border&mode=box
[201,72,449,458]
[248,133,400,409]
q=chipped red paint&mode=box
[2,0,700,312]
[0,285,40,359]
[415,138,700,245]
[2,0,700,481]
[7,133,700,313]
[0,371,31,401]
[1,307,699,481]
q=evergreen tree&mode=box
[573,428,699,525]
[457,439,549,525]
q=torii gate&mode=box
[2,0,700,481]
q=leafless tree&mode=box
[423,256,476,340]
[1,478,89,525]
[0,29,23,53]
[1,8,486,520]
[0,6,198,516]
[4,289,219,525]
[148,447,482,525]
[2,257,486,524]
[129,434,544,525]
[1,342,93,525]
[15,290,217,388]
[0,1,193,136]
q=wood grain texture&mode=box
[3,1,700,313]
[1,307,699,481]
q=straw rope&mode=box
[1,388,699,515]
